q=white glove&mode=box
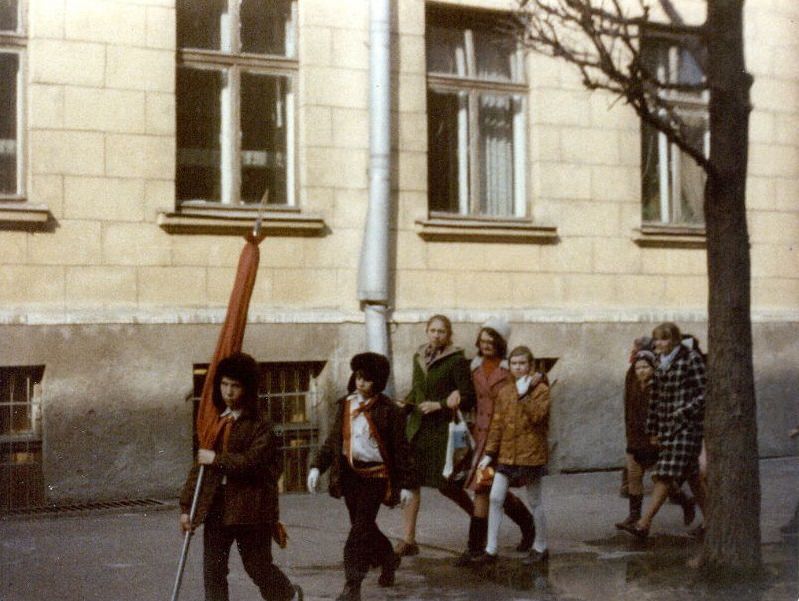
[307,467,320,493]
[197,449,216,465]
[399,489,413,508]
[478,455,492,470]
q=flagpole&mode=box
[169,189,269,601]
[170,464,205,601]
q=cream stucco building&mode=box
[0,0,796,507]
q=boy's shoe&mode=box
[615,514,637,530]
[394,540,419,557]
[688,523,705,539]
[471,551,498,566]
[378,552,401,587]
[521,548,549,565]
[291,584,304,601]
[335,582,361,601]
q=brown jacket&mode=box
[484,374,550,467]
[180,410,282,527]
[311,392,418,506]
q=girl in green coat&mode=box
[395,314,476,557]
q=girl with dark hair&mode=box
[395,315,476,557]
[454,319,534,566]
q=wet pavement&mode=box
[2,457,797,601]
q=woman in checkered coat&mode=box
[620,322,707,538]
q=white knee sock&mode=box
[485,472,510,555]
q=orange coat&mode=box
[484,374,550,467]
[464,357,513,491]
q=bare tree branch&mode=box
[513,0,712,174]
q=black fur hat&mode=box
[348,352,390,394]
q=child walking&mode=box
[307,352,417,601]
[474,345,551,565]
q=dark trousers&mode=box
[203,493,294,601]
[341,464,393,584]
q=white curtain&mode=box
[479,94,514,216]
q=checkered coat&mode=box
[646,345,706,479]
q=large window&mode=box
[641,34,708,226]
[0,0,23,199]
[176,0,297,207]
[426,7,527,219]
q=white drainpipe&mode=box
[358,0,391,358]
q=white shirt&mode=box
[348,393,384,463]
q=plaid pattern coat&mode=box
[646,345,706,479]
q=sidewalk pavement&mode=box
[2,457,797,601]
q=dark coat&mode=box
[647,345,706,479]
[180,410,282,528]
[624,365,658,455]
[464,357,512,491]
[404,345,475,488]
[311,393,418,506]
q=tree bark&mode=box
[702,0,761,575]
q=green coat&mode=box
[405,345,475,488]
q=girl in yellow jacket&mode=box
[474,345,551,566]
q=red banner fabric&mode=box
[195,232,266,450]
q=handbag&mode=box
[442,409,474,483]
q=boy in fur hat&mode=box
[307,352,417,601]
[179,352,303,601]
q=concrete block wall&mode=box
[4,0,795,316]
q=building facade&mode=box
[1,0,797,506]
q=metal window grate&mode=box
[192,361,325,494]
[1,497,170,518]
[0,365,45,513]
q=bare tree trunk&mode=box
[703,0,761,575]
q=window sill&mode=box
[634,224,706,248]
[415,217,558,244]
[0,201,53,230]
[157,206,328,237]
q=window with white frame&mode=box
[176,0,297,207]
[641,34,708,226]
[426,7,527,219]
[0,0,23,199]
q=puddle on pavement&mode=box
[407,535,797,601]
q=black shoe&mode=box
[471,552,498,566]
[619,522,649,539]
[521,548,549,565]
[454,549,479,567]
[335,582,361,601]
[291,584,304,601]
[378,552,401,587]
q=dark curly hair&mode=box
[212,352,260,414]
[475,327,508,359]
